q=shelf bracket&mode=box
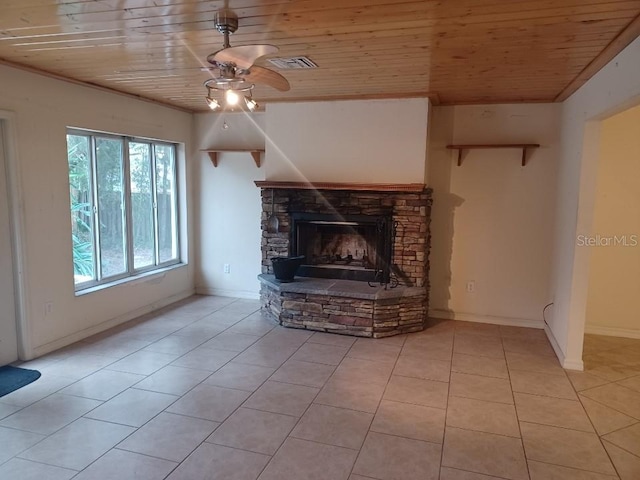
[250,151,261,168]
[207,151,219,167]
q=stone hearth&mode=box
[259,275,427,337]
[257,182,432,337]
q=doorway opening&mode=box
[580,104,640,381]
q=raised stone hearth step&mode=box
[259,275,427,338]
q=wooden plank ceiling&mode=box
[0,0,639,112]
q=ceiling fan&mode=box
[203,9,290,111]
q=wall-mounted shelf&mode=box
[201,149,265,168]
[446,144,540,166]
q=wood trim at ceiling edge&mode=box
[554,12,640,102]
[0,58,192,114]
[254,181,426,192]
[0,57,440,112]
[249,92,440,106]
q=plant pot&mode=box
[271,256,305,282]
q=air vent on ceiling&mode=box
[267,56,318,69]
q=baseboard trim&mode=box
[562,359,585,370]
[584,325,640,339]
[31,288,195,359]
[428,309,544,329]
[196,287,260,300]
[543,324,584,371]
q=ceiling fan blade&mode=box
[207,45,278,69]
[244,65,290,92]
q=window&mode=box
[67,130,179,290]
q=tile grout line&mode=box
[570,339,624,480]
[574,393,630,479]
[501,329,532,480]
[440,465,515,480]
[92,299,261,479]
[600,437,640,462]
[344,333,406,480]
[578,386,640,420]
[596,418,640,437]
[437,326,455,480]
[111,445,183,464]
[237,330,344,480]
[147,306,279,478]
[527,458,620,479]
[9,455,80,473]
[364,427,445,446]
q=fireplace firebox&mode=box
[291,212,394,283]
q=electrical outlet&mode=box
[44,302,53,318]
[223,264,231,274]
[466,281,475,293]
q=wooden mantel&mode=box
[254,181,426,192]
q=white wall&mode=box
[194,99,563,327]
[0,124,18,364]
[550,36,640,369]
[193,99,430,299]
[428,104,560,327]
[265,99,430,183]
[194,112,266,299]
[585,105,640,337]
[0,64,195,359]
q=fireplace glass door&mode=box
[292,213,392,282]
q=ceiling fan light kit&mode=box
[204,79,258,111]
[203,9,291,112]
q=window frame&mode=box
[67,129,181,292]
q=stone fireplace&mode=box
[257,181,432,337]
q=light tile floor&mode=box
[1,295,639,479]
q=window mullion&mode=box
[171,144,179,263]
[151,144,160,266]
[90,135,102,282]
[123,137,134,275]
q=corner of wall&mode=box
[544,323,583,371]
